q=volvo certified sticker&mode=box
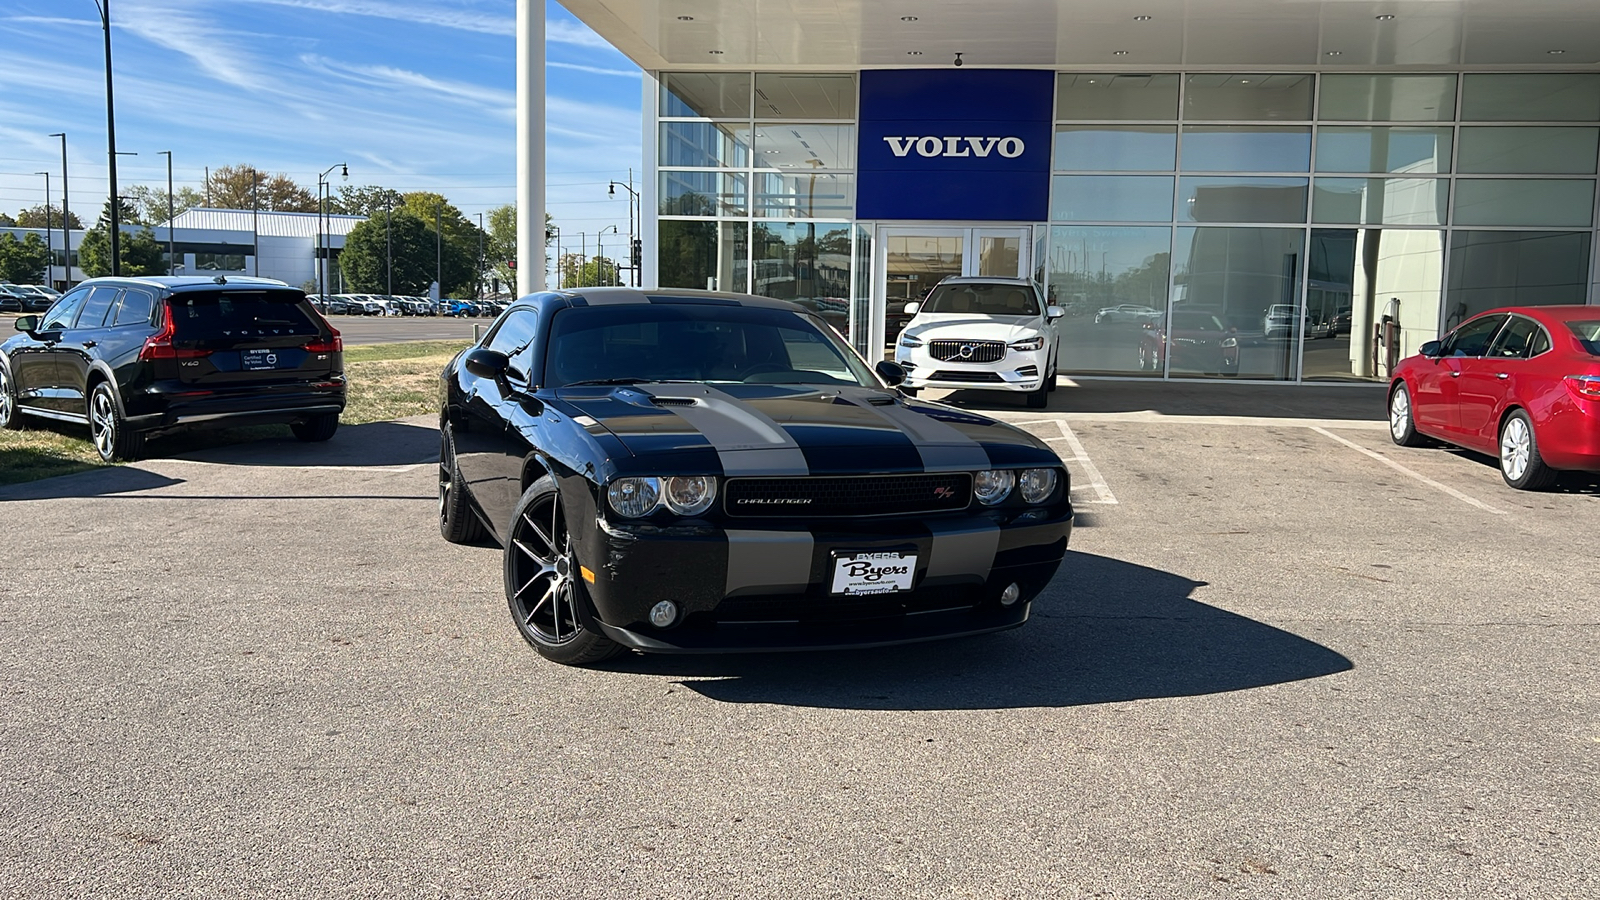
[831,551,916,595]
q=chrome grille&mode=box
[929,340,1005,363]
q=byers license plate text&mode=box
[830,551,916,595]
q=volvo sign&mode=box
[857,70,1054,221]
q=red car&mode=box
[1387,306,1600,489]
[1138,310,1240,376]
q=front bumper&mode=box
[579,504,1072,653]
[894,345,1050,393]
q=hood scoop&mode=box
[651,396,699,407]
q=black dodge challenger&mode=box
[438,288,1073,665]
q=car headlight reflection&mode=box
[1008,336,1044,352]
[607,477,662,518]
[662,475,717,516]
[973,469,1015,505]
[1020,468,1059,504]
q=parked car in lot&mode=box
[1094,304,1161,326]
[0,276,345,461]
[1138,310,1240,375]
[1387,306,1600,490]
[893,276,1062,408]
[438,287,1073,665]
[0,284,35,313]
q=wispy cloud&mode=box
[547,19,613,50]
[0,15,99,27]
[549,61,640,78]
[303,55,515,113]
[235,0,510,35]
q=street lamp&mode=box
[608,170,640,286]
[92,0,123,275]
[599,224,618,286]
[35,171,52,287]
[156,150,173,275]
[546,224,561,287]
[48,133,71,286]
[315,162,348,300]
[477,211,485,299]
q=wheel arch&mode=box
[84,362,128,416]
[1497,403,1528,439]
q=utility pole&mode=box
[251,168,259,276]
[157,150,174,274]
[35,171,52,287]
[609,168,640,286]
[49,133,70,286]
[435,205,442,300]
[385,204,392,295]
[93,0,122,274]
[477,212,485,299]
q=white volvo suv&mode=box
[893,276,1063,408]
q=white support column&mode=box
[641,71,660,289]
[516,0,546,293]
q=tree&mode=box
[124,184,206,225]
[558,253,620,288]
[15,204,83,230]
[486,205,518,294]
[96,196,142,228]
[77,225,166,278]
[329,184,404,218]
[338,210,476,297]
[0,232,51,283]
[204,164,318,212]
[0,212,13,227]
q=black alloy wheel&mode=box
[88,382,143,462]
[0,366,20,430]
[504,476,621,665]
[438,425,486,544]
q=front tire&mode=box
[439,426,486,544]
[1499,410,1558,491]
[291,412,339,442]
[1025,382,1048,409]
[504,476,621,665]
[1388,384,1428,448]
[88,382,143,462]
[0,365,21,431]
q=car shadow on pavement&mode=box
[0,464,185,502]
[613,550,1353,710]
[1442,447,1600,495]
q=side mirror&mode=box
[874,359,907,387]
[463,347,511,381]
[1046,305,1064,320]
[14,315,38,333]
[1419,340,1442,359]
[902,302,920,316]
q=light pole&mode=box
[599,224,618,286]
[156,150,174,275]
[315,162,347,300]
[477,212,485,299]
[435,205,442,301]
[35,171,52,287]
[385,203,392,296]
[608,170,639,286]
[547,225,561,287]
[92,0,123,275]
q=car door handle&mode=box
[1449,370,1460,377]
[1496,372,1508,380]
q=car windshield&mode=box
[1566,320,1600,355]
[1171,312,1225,331]
[166,289,321,340]
[546,303,876,388]
[922,282,1040,316]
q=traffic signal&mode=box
[507,258,516,270]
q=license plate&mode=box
[241,348,285,371]
[830,551,916,596]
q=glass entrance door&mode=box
[872,226,1032,356]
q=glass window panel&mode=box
[1453,179,1594,228]
[751,222,853,341]
[1183,74,1314,121]
[1179,177,1308,223]
[658,220,748,292]
[1051,175,1174,222]
[850,225,872,355]
[1181,126,1311,172]
[754,74,856,119]
[659,171,747,216]
[1445,231,1592,325]
[1457,127,1599,175]
[660,72,752,118]
[752,171,854,218]
[1046,226,1172,377]
[1312,178,1449,226]
[1054,126,1176,171]
[1303,228,1445,381]
[753,124,856,171]
[1315,127,1452,174]
[1172,226,1305,380]
[659,122,750,169]
[1318,75,1457,122]
[1461,74,1600,122]
[1056,73,1179,120]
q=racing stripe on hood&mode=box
[642,385,810,476]
[841,390,992,473]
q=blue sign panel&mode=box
[856,69,1055,222]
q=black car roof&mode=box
[537,287,808,314]
[69,275,294,294]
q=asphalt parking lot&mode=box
[2,380,1597,898]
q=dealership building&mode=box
[534,1,1600,383]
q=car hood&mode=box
[551,382,1056,476]
[901,314,1041,343]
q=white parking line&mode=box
[1310,426,1505,516]
[1047,419,1118,505]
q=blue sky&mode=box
[0,0,643,264]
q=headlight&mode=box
[973,469,1015,505]
[662,475,717,516]
[899,335,924,348]
[1008,336,1044,351]
[607,477,661,518]
[1019,468,1058,504]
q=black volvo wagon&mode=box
[0,276,345,460]
[439,288,1073,666]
